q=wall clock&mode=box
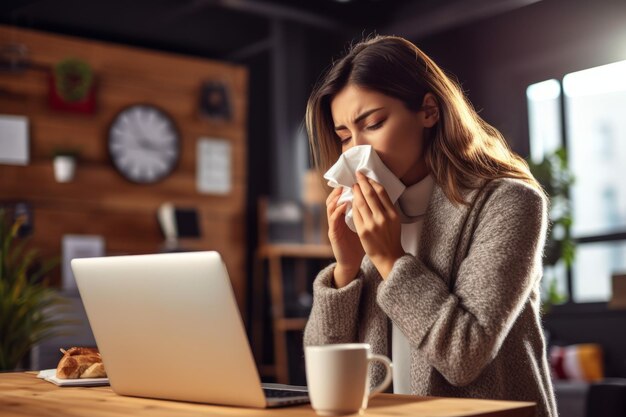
[108,104,180,184]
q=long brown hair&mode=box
[305,35,542,205]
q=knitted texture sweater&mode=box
[304,178,558,417]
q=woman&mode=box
[303,35,557,417]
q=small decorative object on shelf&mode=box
[52,148,80,183]
[49,58,96,114]
[199,81,232,121]
[157,203,201,251]
[0,42,30,73]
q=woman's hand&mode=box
[352,172,404,279]
[326,187,365,288]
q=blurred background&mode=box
[1,1,626,415]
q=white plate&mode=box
[37,369,109,387]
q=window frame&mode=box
[531,73,626,309]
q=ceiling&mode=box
[0,0,541,61]
[0,0,411,59]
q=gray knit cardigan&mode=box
[304,178,558,417]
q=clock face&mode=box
[108,105,180,184]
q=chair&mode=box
[585,378,626,417]
[251,196,333,383]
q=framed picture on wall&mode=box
[198,81,232,121]
[61,234,105,294]
[196,137,231,195]
[0,114,29,165]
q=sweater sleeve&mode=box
[303,262,366,346]
[376,181,548,387]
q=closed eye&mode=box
[366,120,384,131]
[336,119,384,146]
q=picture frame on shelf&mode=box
[61,234,105,295]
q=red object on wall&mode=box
[48,72,97,114]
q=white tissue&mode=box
[323,145,406,232]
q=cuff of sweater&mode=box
[376,254,451,346]
[312,263,364,339]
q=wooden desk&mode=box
[0,373,535,417]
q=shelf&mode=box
[253,243,333,384]
[275,318,308,331]
[257,243,334,259]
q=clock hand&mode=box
[137,137,153,150]
[136,138,174,158]
[138,137,161,151]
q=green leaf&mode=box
[528,147,576,312]
[0,210,65,371]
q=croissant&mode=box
[56,347,107,379]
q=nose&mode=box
[352,132,367,146]
[342,132,367,152]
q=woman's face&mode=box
[330,84,438,186]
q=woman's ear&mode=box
[421,93,440,128]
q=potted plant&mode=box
[52,148,80,183]
[0,208,65,371]
[527,148,576,314]
[48,58,96,114]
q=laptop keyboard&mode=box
[263,388,308,398]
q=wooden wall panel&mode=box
[0,26,249,313]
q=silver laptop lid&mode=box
[72,251,267,407]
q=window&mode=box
[527,60,626,303]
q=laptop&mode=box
[71,251,309,408]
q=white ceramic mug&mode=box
[305,343,393,416]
